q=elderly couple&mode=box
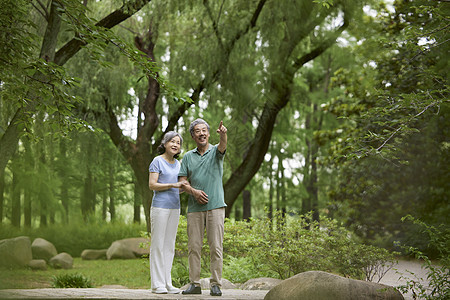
[148,118,227,296]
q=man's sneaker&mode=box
[182,284,201,295]
[210,285,222,296]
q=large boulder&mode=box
[32,238,57,262]
[106,237,149,260]
[264,271,404,300]
[81,249,107,260]
[0,236,32,268]
[242,278,282,290]
[49,252,73,269]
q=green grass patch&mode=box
[0,258,150,289]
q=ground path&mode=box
[0,260,430,299]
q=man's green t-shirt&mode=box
[179,144,227,213]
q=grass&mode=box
[0,258,151,289]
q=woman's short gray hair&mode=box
[157,131,183,158]
[189,118,210,137]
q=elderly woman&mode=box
[148,131,185,294]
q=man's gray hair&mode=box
[189,118,210,137]
[158,131,183,157]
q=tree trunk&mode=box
[108,162,116,221]
[224,86,291,217]
[24,186,32,227]
[81,168,95,221]
[11,170,21,227]
[102,189,107,221]
[59,139,69,223]
[309,103,320,223]
[267,151,274,221]
[242,190,251,221]
[0,168,4,224]
[223,18,349,215]
[133,183,141,223]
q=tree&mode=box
[324,0,449,252]
[0,0,159,181]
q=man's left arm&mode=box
[217,120,227,154]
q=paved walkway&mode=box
[0,260,431,299]
[0,288,268,299]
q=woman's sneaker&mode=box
[152,287,168,294]
[166,286,181,294]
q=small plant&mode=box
[51,273,93,288]
[395,215,449,300]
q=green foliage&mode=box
[51,273,93,288]
[321,0,449,253]
[223,256,276,284]
[0,220,146,257]
[237,212,397,280]
[396,216,449,300]
[58,0,188,102]
[172,212,396,282]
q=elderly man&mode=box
[179,118,227,296]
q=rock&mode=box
[32,238,57,262]
[28,259,47,270]
[0,236,32,268]
[181,278,236,290]
[106,237,149,260]
[49,252,73,269]
[81,249,107,260]
[264,271,404,300]
[242,277,282,290]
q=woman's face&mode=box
[164,135,181,156]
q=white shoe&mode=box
[152,287,168,294]
[167,286,181,294]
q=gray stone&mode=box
[81,249,107,260]
[49,252,73,269]
[242,277,282,290]
[0,236,32,268]
[32,238,57,262]
[28,259,47,270]
[106,237,149,260]
[264,271,404,300]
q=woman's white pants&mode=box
[150,207,180,290]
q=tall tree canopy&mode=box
[1,0,447,255]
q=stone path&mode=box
[0,288,268,299]
[0,260,431,299]
[379,259,431,300]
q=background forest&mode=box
[0,0,448,262]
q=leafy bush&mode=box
[223,256,277,283]
[396,215,449,300]
[51,273,93,288]
[173,211,397,282]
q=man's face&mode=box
[192,123,210,147]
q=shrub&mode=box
[166,212,396,283]
[51,273,93,288]
[221,212,397,281]
[396,215,449,300]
